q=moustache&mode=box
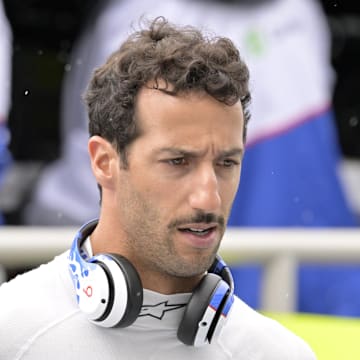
[168,211,225,230]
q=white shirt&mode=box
[0,251,316,359]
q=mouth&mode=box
[178,225,217,237]
[176,223,219,249]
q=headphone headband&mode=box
[68,219,234,346]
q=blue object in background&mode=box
[228,109,359,316]
[0,123,12,225]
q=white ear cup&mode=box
[68,220,143,328]
[76,260,111,320]
[89,255,132,327]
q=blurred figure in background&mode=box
[0,0,12,225]
[24,0,359,315]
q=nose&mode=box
[188,164,221,212]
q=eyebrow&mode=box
[154,147,244,158]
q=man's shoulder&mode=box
[0,251,76,315]
[219,296,316,359]
[1,251,67,291]
[0,251,81,357]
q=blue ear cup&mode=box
[177,256,234,346]
[68,220,143,327]
[69,220,234,344]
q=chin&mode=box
[171,252,216,278]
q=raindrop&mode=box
[301,209,314,224]
[349,116,358,127]
[24,90,29,96]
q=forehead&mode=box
[134,86,244,151]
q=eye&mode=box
[219,159,240,168]
[168,157,188,166]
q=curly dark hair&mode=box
[84,16,251,166]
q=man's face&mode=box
[113,87,244,280]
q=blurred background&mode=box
[3,0,94,165]
[0,0,360,359]
[0,1,360,353]
[0,0,359,225]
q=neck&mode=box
[90,218,203,295]
[134,260,204,294]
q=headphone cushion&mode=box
[100,253,143,327]
[177,273,225,345]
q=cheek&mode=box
[141,173,179,202]
[220,171,241,207]
[129,174,172,214]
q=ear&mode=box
[88,136,119,189]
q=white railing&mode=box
[1,226,360,312]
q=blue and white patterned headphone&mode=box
[68,219,235,346]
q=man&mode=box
[24,0,359,316]
[0,17,315,359]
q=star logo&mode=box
[139,301,186,320]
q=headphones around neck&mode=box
[68,219,235,346]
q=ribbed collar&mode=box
[134,289,191,329]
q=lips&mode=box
[177,223,219,248]
[178,226,216,236]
